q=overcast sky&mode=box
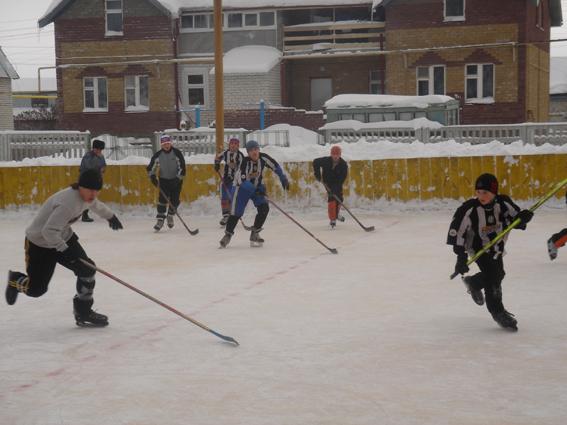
[2,0,567,80]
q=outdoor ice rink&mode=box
[2,205,567,424]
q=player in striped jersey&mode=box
[220,140,290,248]
[214,138,244,227]
[447,173,533,331]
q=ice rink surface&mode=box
[2,206,567,424]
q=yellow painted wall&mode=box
[1,155,566,209]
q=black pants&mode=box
[23,234,97,314]
[469,253,506,314]
[157,178,182,219]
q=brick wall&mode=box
[0,79,15,130]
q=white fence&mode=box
[0,131,90,162]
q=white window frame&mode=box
[180,10,276,33]
[125,75,149,112]
[444,0,465,22]
[105,0,123,36]
[183,68,209,109]
[83,77,108,112]
[465,64,494,101]
[417,66,445,96]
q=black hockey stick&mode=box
[449,176,567,280]
[158,187,198,235]
[260,194,338,254]
[322,182,375,232]
[217,171,252,231]
[80,259,239,346]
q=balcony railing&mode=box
[282,21,385,53]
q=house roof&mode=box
[0,47,19,79]
[39,0,375,26]
[39,0,171,28]
[376,0,562,27]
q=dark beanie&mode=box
[246,140,259,152]
[475,173,498,194]
[78,169,103,190]
[92,139,105,150]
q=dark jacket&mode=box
[313,156,348,194]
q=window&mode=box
[445,0,464,21]
[84,77,108,111]
[183,69,208,108]
[105,0,123,35]
[125,76,149,111]
[466,64,494,100]
[370,70,385,94]
[417,66,445,96]
[339,113,365,122]
[180,11,276,32]
[32,98,48,108]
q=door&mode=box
[310,78,332,111]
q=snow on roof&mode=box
[0,47,19,80]
[550,57,567,95]
[320,117,444,131]
[324,94,457,109]
[12,78,57,92]
[210,45,281,74]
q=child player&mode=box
[547,188,567,260]
[214,137,244,227]
[447,173,533,331]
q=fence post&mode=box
[195,106,201,128]
[260,100,265,130]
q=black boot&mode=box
[491,310,518,331]
[250,228,264,247]
[6,271,26,305]
[73,296,108,327]
[220,231,234,248]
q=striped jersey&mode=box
[215,148,244,184]
[235,152,285,187]
[447,195,523,259]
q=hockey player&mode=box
[313,145,348,228]
[214,137,244,227]
[219,140,290,248]
[547,188,567,260]
[147,134,186,231]
[79,139,107,222]
[447,173,533,331]
[6,169,123,326]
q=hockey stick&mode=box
[158,187,199,235]
[449,176,567,280]
[322,182,375,232]
[80,259,239,346]
[260,194,338,254]
[217,171,252,231]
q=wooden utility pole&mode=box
[214,0,224,153]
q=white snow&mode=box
[210,46,281,75]
[324,94,457,109]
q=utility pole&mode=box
[214,0,224,153]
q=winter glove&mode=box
[254,187,266,197]
[214,163,220,172]
[150,175,158,187]
[63,247,81,264]
[281,179,290,191]
[107,215,123,231]
[455,253,469,276]
[517,209,533,224]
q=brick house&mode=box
[38,0,561,137]
[0,47,19,131]
[380,0,562,124]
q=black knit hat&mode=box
[78,169,103,190]
[246,140,259,152]
[92,139,105,150]
[475,173,498,194]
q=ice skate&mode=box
[220,231,233,248]
[219,215,228,227]
[166,214,174,229]
[250,228,264,247]
[462,276,484,306]
[330,219,336,228]
[547,238,558,261]
[154,218,164,232]
[6,270,25,306]
[74,309,109,327]
[491,310,517,331]
[337,214,345,222]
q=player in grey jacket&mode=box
[147,134,186,231]
[79,139,107,222]
[6,169,123,326]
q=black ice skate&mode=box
[154,218,164,232]
[166,214,174,229]
[74,309,109,327]
[250,228,264,247]
[547,238,558,261]
[491,310,518,332]
[337,214,345,222]
[462,276,484,306]
[6,270,26,306]
[220,231,233,248]
[219,215,228,227]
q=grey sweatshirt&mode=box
[25,187,114,252]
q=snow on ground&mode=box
[1,206,567,424]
